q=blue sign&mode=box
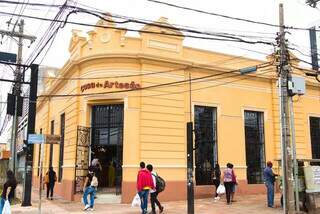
[28,134,45,144]
[0,52,17,63]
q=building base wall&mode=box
[32,176,75,201]
[32,177,267,203]
[121,179,267,203]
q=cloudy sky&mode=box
[0,0,320,68]
[0,0,320,141]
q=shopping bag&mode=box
[131,193,141,207]
[217,184,226,194]
[2,200,11,214]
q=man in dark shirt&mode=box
[45,167,57,200]
[263,161,277,208]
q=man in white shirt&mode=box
[146,164,164,214]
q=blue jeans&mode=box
[266,182,274,207]
[0,198,5,214]
[138,190,149,214]
[83,186,96,208]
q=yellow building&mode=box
[33,16,320,203]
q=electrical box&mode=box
[288,76,305,96]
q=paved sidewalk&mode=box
[12,194,284,214]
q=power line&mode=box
[0,0,319,32]
[40,67,188,80]
[136,67,275,99]
[0,10,276,46]
[37,62,273,98]
[0,1,277,44]
[70,0,277,37]
[146,0,320,32]
[38,51,271,81]
[37,66,275,101]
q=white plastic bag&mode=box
[2,200,11,214]
[131,193,141,207]
[217,184,226,194]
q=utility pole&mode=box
[0,19,36,175]
[278,4,295,214]
[187,72,194,214]
[22,64,38,206]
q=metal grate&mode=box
[58,113,65,182]
[74,126,91,193]
[91,104,124,195]
[310,117,320,159]
[244,111,265,184]
[194,105,218,185]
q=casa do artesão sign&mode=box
[81,80,141,93]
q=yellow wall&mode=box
[34,17,320,190]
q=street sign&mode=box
[45,135,60,144]
[0,51,17,63]
[28,134,45,144]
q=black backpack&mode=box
[155,174,166,193]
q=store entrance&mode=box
[91,104,124,195]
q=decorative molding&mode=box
[100,32,111,43]
[148,40,179,52]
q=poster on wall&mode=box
[304,166,320,192]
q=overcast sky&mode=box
[0,0,320,141]
[0,0,320,68]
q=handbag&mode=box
[131,193,141,207]
[217,184,226,194]
[2,200,11,214]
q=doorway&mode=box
[91,104,124,195]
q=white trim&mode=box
[191,101,220,119]
[241,106,268,122]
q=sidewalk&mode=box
[12,194,284,214]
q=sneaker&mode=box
[159,206,164,213]
[83,204,90,211]
[216,196,220,200]
[89,207,94,211]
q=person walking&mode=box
[230,163,237,202]
[83,166,97,211]
[222,163,234,205]
[146,164,164,214]
[263,161,277,208]
[212,164,221,200]
[0,170,17,213]
[45,166,57,200]
[137,162,154,214]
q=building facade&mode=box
[32,17,320,203]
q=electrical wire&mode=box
[145,0,278,27]
[37,66,275,101]
[0,10,276,46]
[40,67,188,80]
[25,0,69,67]
[0,0,277,44]
[70,0,277,37]
[37,62,273,98]
[0,0,319,32]
[146,0,320,32]
[136,67,275,99]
